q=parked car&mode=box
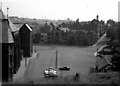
[43,67,58,78]
[58,66,70,71]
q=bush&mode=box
[33,33,41,43]
[111,53,120,71]
[89,66,98,74]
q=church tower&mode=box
[96,15,99,21]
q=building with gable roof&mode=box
[19,24,33,57]
[8,19,23,74]
[97,55,112,72]
[0,9,27,81]
[0,10,15,82]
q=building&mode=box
[40,33,48,43]
[97,55,112,72]
[40,22,51,43]
[8,20,23,74]
[19,24,33,57]
[0,10,15,81]
[48,26,62,44]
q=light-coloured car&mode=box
[44,67,58,77]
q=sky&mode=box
[0,0,120,22]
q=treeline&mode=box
[33,19,118,46]
[106,22,120,72]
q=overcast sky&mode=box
[0,0,120,22]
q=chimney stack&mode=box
[7,7,9,19]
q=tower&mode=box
[96,15,99,21]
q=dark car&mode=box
[58,66,70,71]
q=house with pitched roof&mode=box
[19,24,33,57]
[9,20,23,74]
[0,10,15,82]
[97,55,112,72]
[40,22,52,43]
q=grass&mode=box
[29,72,120,84]
[12,45,120,85]
[87,72,120,84]
[33,45,120,84]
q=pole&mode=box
[55,50,57,68]
[96,49,98,72]
[25,57,27,67]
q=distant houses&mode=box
[40,22,71,44]
[40,22,51,43]
[9,15,117,47]
[9,15,110,46]
[30,19,98,45]
[9,15,108,46]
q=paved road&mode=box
[22,45,97,82]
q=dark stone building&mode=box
[19,24,33,57]
[0,10,15,81]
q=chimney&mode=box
[7,7,9,19]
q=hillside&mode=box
[9,16,74,26]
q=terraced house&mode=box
[0,10,33,82]
[0,10,15,82]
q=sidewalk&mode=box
[13,52,38,83]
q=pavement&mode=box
[13,52,38,83]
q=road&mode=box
[22,45,98,83]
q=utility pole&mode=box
[55,50,58,68]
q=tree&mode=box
[111,52,120,71]
[33,32,41,43]
[68,35,76,45]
